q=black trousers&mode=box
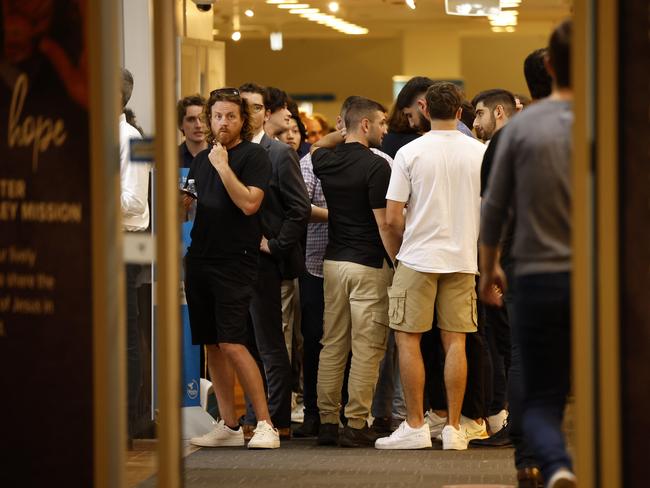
[422,319,488,420]
[244,253,292,428]
[483,301,511,415]
[299,271,325,419]
[126,264,143,437]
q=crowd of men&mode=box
[121,18,575,488]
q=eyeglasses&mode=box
[210,87,240,98]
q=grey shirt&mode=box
[480,99,573,276]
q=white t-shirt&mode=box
[386,130,485,274]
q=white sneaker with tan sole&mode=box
[247,420,280,449]
[190,420,244,447]
[441,425,469,450]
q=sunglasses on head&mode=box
[210,87,240,98]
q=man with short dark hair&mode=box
[376,81,486,451]
[239,83,311,439]
[177,94,207,168]
[311,97,394,448]
[524,48,553,101]
[399,76,474,137]
[479,20,575,487]
[185,88,279,449]
[471,89,517,142]
[264,86,293,138]
[470,88,517,438]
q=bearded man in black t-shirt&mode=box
[183,88,279,449]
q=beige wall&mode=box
[225,38,402,123]
[461,33,549,99]
[222,22,557,121]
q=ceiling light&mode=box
[290,8,319,13]
[445,0,501,16]
[500,0,521,7]
[328,2,340,12]
[278,3,310,8]
[266,0,297,4]
[488,10,518,25]
[405,0,416,9]
[270,32,283,50]
[231,31,241,41]
[244,9,254,17]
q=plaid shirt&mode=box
[300,153,328,278]
[299,148,393,278]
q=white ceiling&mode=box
[206,0,572,39]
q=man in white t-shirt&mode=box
[375,81,485,451]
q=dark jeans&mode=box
[484,302,511,415]
[298,271,325,419]
[515,272,572,481]
[244,254,292,428]
[126,264,143,437]
[504,269,538,470]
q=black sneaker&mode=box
[317,423,339,446]
[339,424,381,448]
[294,415,320,438]
[371,417,394,435]
[469,421,513,448]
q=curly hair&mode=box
[204,89,254,145]
[424,82,463,120]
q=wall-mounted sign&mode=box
[0,1,94,485]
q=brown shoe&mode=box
[517,467,543,488]
[277,427,292,440]
[242,424,255,441]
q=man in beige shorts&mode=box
[375,81,486,451]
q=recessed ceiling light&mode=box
[290,8,319,13]
[231,31,241,41]
[266,0,297,4]
[277,3,310,8]
[405,0,416,9]
[328,2,340,12]
[244,9,254,17]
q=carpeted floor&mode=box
[139,438,517,487]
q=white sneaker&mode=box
[190,420,244,447]
[375,420,432,450]
[547,467,577,488]
[291,402,305,424]
[441,425,468,451]
[247,420,280,449]
[487,409,509,435]
[424,410,447,439]
[461,415,489,441]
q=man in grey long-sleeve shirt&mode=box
[478,19,577,488]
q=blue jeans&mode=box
[514,272,572,480]
[371,330,406,420]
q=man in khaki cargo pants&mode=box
[310,96,393,447]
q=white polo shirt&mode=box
[386,130,485,274]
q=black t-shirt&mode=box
[481,128,514,266]
[312,142,391,268]
[186,140,272,261]
[179,141,194,168]
[381,131,420,158]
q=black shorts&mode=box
[184,256,257,345]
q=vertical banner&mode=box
[0,1,93,486]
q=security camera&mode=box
[191,0,215,12]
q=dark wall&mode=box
[619,0,650,486]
